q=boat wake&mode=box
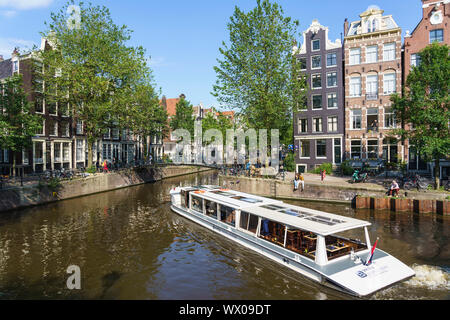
[404,264,449,290]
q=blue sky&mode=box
[0,0,422,110]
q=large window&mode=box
[367,108,378,131]
[34,142,43,163]
[383,73,396,94]
[366,75,378,99]
[316,140,327,158]
[351,140,362,159]
[313,117,323,133]
[366,45,378,63]
[300,140,310,158]
[191,196,203,213]
[410,53,421,67]
[367,140,378,159]
[327,93,338,109]
[327,72,337,87]
[312,74,322,89]
[63,143,70,161]
[383,43,396,61]
[298,57,307,70]
[384,107,396,128]
[298,118,308,133]
[350,77,361,97]
[205,200,217,219]
[430,29,443,43]
[312,95,322,109]
[312,55,321,69]
[240,211,259,234]
[76,139,84,162]
[76,120,83,135]
[351,109,362,129]
[327,53,337,67]
[312,39,320,51]
[349,48,361,65]
[328,116,338,133]
[220,205,236,227]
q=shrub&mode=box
[340,160,354,176]
[283,152,295,172]
[312,163,333,175]
[86,166,97,174]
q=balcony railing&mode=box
[366,93,378,100]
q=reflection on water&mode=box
[0,171,448,300]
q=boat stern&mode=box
[326,251,415,297]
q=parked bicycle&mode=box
[403,174,431,191]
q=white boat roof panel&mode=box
[182,187,370,235]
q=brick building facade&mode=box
[343,6,405,164]
[403,0,450,177]
[294,20,345,173]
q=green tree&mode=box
[212,0,307,147]
[0,75,42,175]
[128,83,168,157]
[390,43,450,188]
[201,110,234,146]
[39,0,151,167]
[170,96,195,138]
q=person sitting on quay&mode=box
[298,173,305,192]
[388,180,400,197]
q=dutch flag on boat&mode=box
[364,237,379,266]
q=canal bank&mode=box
[0,165,214,213]
[219,175,450,215]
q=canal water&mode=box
[0,171,448,300]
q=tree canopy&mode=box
[390,43,450,187]
[212,0,307,146]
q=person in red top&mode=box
[320,170,326,183]
[102,160,109,173]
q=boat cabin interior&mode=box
[175,187,368,263]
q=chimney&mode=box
[344,18,349,37]
[12,47,19,57]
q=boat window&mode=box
[280,209,313,218]
[325,230,367,261]
[240,211,259,234]
[259,219,286,248]
[260,204,286,211]
[220,205,236,227]
[181,190,188,208]
[191,196,203,213]
[305,215,344,226]
[205,200,218,219]
[211,190,235,197]
[231,196,262,204]
[285,229,317,259]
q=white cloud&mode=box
[0,38,37,58]
[0,0,53,10]
[0,10,16,17]
[147,56,172,68]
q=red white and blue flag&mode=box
[365,238,379,266]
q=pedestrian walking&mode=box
[320,170,326,183]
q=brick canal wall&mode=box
[0,165,214,213]
[220,175,449,216]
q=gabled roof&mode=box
[161,98,179,116]
[0,59,12,80]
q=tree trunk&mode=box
[12,151,16,177]
[434,158,440,189]
[87,140,93,169]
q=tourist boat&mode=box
[169,186,415,297]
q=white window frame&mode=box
[298,118,308,133]
[312,74,322,89]
[366,45,378,63]
[312,94,323,110]
[327,72,338,88]
[351,109,362,130]
[383,43,396,61]
[327,116,338,133]
[383,73,396,95]
[312,39,320,51]
[312,117,323,133]
[349,48,361,65]
[327,93,338,109]
[349,76,361,97]
[316,139,327,159]
[311,55,321,69]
